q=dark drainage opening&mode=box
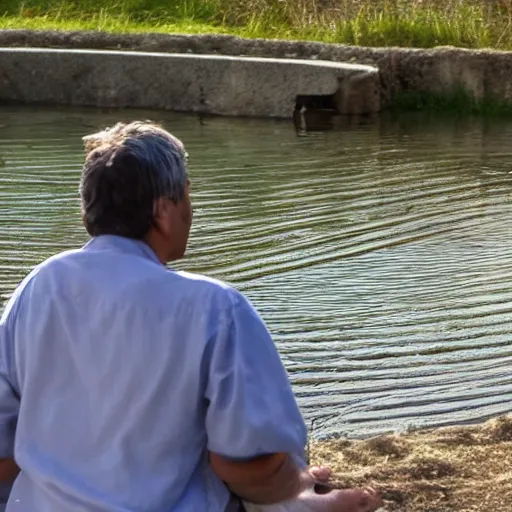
[296,94,337,111]
[294,94,338,132]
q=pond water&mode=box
[2,106,512,438]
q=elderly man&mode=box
[0,122,381,511]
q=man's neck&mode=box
[144,232,169,265]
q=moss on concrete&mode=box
[393,88,512,117]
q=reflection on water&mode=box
[2,106,512,438]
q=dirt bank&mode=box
[311,415,512,511]
[3,30,512,109]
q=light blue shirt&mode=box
[0,235,307,511]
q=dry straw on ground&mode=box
[311,415,512,511]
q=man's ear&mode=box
[152,197,172,236]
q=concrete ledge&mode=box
[0,47,380,118]
[3,31,512,108]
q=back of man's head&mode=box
[79,121,188,240]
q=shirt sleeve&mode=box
[0,297,21,459]
[205,289,307,461]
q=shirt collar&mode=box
[82,235,163,266]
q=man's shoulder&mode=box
[25,248,84,281]
[173,270,230,289]
[169,271,259,319]
[170,270,240,301]
[1,249,82,320]
[42,248,84,265]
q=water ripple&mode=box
[2,107,512,437]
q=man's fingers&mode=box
[359,487,383,510]
[309,466,332,482]
[306,466,334,495]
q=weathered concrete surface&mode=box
[0,47,380,118]
[2,30,512,107]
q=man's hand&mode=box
[216,458,383,512]
[298,466,383,512]
[209,454,352,506]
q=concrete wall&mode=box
[2,30,512,107]
[0,47,380,119]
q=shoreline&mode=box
[3,30,512,116]
[311,414,512,511]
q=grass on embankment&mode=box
[3,0,512,50]
[393,89,512,118]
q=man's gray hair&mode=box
[80,121,189,239]
[82,121,188,202]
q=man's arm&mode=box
[204,289,309,504]
[210,452,305,504]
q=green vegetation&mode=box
[2,0,512,49]
[393,89,512,117]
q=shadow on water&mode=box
[2,105,512,437]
